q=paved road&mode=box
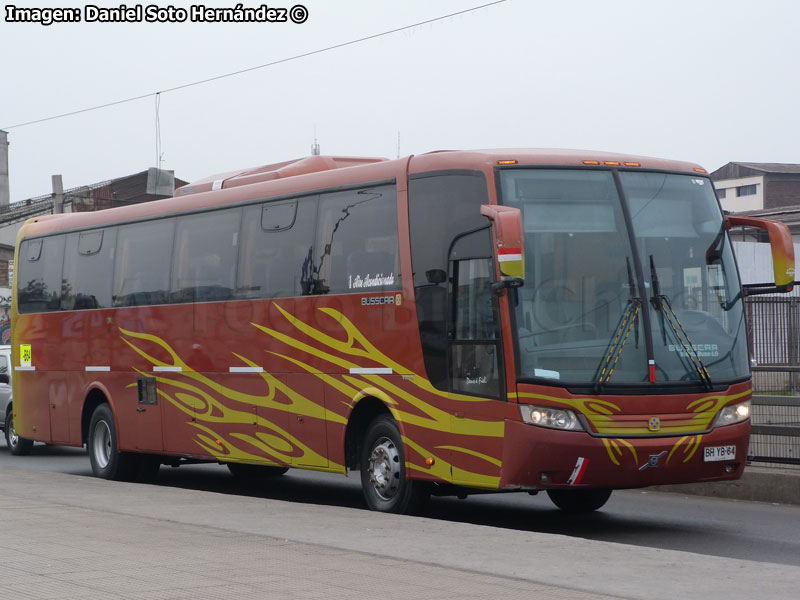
[4,456,800,600]
[3,441,800,568]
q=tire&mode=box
[360,415,428,514]
[136,454,162,483]
[227,463,289,479]
[547,488,612,513]
[87,404,138,481]
[5,408,34,456]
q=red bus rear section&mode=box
[9,149,794,513]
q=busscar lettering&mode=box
[667,343,719,358]
[361,296,395,307]
[5,5,81,26]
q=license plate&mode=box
[703,445,736,462]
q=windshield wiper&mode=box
[649,255,713,389]
[594,258,641,392]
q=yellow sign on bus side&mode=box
[20,344,31,366]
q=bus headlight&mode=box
[519,405,583,431]
[712,400,751,428]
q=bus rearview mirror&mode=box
[480,204,525,286]
[727,215,795,294]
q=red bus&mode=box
[9,149,795,513]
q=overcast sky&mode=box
[2,0,799,202]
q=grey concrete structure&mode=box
[0,130,9,207]
[2,466,799,600]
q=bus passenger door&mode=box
[134,377,164,452]
[445,229,506,485]
[448,229,504,401]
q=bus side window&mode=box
[62,229,116,310]
[113,219,175,307]
[315,184,400,295]
[17,236,65,313]
[171,209,241,303]
[236,197,317,299]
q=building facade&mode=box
[711,162,800,213]
[0,168,185,342]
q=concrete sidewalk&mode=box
[3,467,800,600]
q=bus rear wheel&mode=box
[547,488,612,513]
[87,404,138,481]
[360,415,427,514]
[4,408,34,456]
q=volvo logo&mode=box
[639,450,668,471]
[648,416,661,432]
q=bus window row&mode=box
[17,183,400,313]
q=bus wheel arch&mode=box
[81,387,112,446]
[344,396,393,472]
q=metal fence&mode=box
[749,367,800,467]
[745,295,800,466]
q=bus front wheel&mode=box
[359,415,427,514]
[547,488,612,513]
[4,408,34,456]
[87,404,138,481]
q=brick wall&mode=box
[766,175,800,209]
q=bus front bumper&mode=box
[499,419,750,490]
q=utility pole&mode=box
[52,175,64,214]
[0,130,9,207]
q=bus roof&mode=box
[175,155,389,197]
[17,148,708,239]
[407,148,707,175]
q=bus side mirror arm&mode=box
[727,215,795,295]
[491,278,524,296]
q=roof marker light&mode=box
[604,161,621,166]
[583,160,600,165]
[624,162,641,167]
[497,160,518,165]
[694,168,708,174]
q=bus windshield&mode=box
[499,168,749,388]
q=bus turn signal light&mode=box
[426,457,435,466]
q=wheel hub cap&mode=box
[368,437,400,500]
[93,421,112,469]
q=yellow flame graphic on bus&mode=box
[514,387,748,466]
[119,302,503,488]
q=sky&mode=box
[2,0,800,202]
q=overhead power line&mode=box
[1,1,509,130]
